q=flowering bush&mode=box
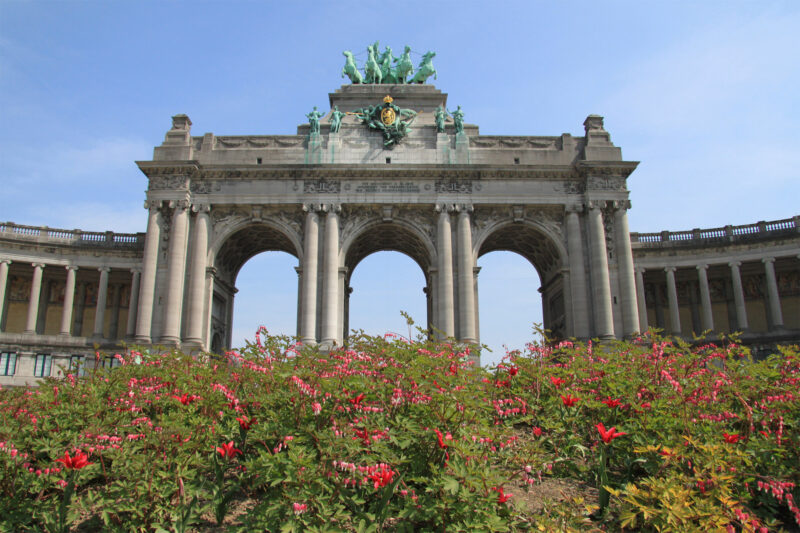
[0,328,797,531]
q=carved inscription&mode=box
[435,180,472,193]
[303,180,341,193]
[353,182,420,194]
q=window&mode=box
[34,354,52,378]
[0,352,17,376]
[69,355,86,377]
[101,356,122,370]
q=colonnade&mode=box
[0,259,140,340]
[634,255,797,334]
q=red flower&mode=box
[55,450,93,470]
[508,366,518,377]
[434,428,450,449]
[550,377,566,388]
[236,416,257,430]
[172,393,195,406]
[601,397,622,409]
[493,486,512,504]
[723,432,741,444]
[215,441,242,459]
[596,423,627,444]
[348,393,365,406]
[532,427,543,437]
[369,465,394,489]
[560,394,579,407]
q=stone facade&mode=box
[1,83,798,384]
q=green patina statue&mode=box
[329,106,345,133]
[347,95,417,148]
[339,45,437,85]
[306,106,324,135]
[448,105,464,134]
[434,105,450,133]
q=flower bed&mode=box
[0,328,798,531]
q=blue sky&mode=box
[2,1,798,366]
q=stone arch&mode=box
[341,216,437,338]
[208,217,303,350]
[475,219,568,339]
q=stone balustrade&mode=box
[0,222,145,249]
[631,216,800,247]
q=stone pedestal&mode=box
[306,133,323,165]
[327,132,341,164]
[437,133,451,164]
[454,132,470,164]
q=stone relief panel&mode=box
[435,179,472,194]
[304,180,341,193]
[777,271,800,295]
[587,176,626,191]
[149,176,189,191]
[190,180,222,194]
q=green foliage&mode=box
[0,330,798,531]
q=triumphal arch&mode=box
[1,46,797,382]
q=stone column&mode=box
[93,267,110,338]
[185,205,211,346]
[25,263,45,334]
[59,266,78,335]
[587,202,614,338]
[728,261,749,331]
[300,204,319,344]
[456,205,477,343]
[614,201,640,336]
[436,204,455,338]
[635,267,648,331]
[161,200,190,345]
[73,283,86,336]
[664,267,681,335]
[762,257,784,329]
[321,205,340,346]
[108,284,122,340]
[696,264,714,332]
[125,269,141,339]
[0,259,10,332]
[135,201,162,343]
[565,206,589,338]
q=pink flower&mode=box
[215,441,242,459]
[369,465,394,489]
[292,502,307,515]
[532,427,542,437]
[596,423,627,444]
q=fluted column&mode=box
[762,257,784,329]
[186,205,211,346]
[587,202,614,338]
[59,266,78,335]
[729,261,748,331]
[664,267,681,335]
[135,201,162,343]
[25,263,45,333]
[161,200,190,344]
[635,267,648,331]
[614,201,640,336]
[456,205,476,343]
[436,204,455,338]
[126,269,141,339]
[0,259,10,332]
[565,206,589,338]
[321,205,340,346]
[93,267,110,338]
[300,204,320,344]
[696,264,714,332]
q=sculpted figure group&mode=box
[342,43,436,85]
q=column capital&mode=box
[565,203,584,214]
[169,199,190,210]
[98,266,111,273]
[586,200,607,211]
[761,256,776,265]
[31,262,45,269]
[664,266,677,273]
[454,203,474,214]
[302,202,322,213]
[696,263,709,272]
[0,259,11,266]
[192,203,211,214]
[435,203,454,214]
[130,266,142,274]
[320,203,341,213]
[144,199,162,210]
[612,199,632,211]
[635,266,646,274]
[728,260,742,269]
[65,265,79,272]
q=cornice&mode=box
[576,161,639,178]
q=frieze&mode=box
[149,176,189,190]
[435,180,472,194]
[303,180,341,193]
[587,176,626,191]
[353,182,421,194]
[190,180,222,194]
[214,136,304,149]
[560,181,586,194]
[469,137,557,149]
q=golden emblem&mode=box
[381,107,396,126]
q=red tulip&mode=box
[55,450,93,470]
[216,441,242,459]
[596,423,627,443]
